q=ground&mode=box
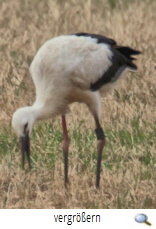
[0,0,156,208]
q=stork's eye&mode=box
[23,122,28,135]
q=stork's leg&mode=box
[25,134,31,170]
[61,115,70,187]
[94,115,106,189]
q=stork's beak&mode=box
[20,134,31,170]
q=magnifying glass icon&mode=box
[135,214,152,226]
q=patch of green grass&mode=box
[0,126,17,158]
[1,116,155,173]
[107,0,134,9]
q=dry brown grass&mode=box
[0,0,156,208]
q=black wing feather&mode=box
[74,32,141,91]
[74,32,117,46]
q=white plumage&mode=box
[12,33,141,188]
[29,36,112,119]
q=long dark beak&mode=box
[20,134,31,170]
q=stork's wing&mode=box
[72,33,141,91]
[30,34,141,95]
[74,32,117,46]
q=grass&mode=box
[0,0,156,208]
[1,115,156,208]
[107,0,135,8]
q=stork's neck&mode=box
[32,102,54,120]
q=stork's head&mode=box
[12,106,35,136]
[12,106,36,169]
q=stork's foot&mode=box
[95,127,105,189]
[62,137,70,187]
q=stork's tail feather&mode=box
[115,46,141,70]
[115,46,141,59]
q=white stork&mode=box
[12,33,141,188]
